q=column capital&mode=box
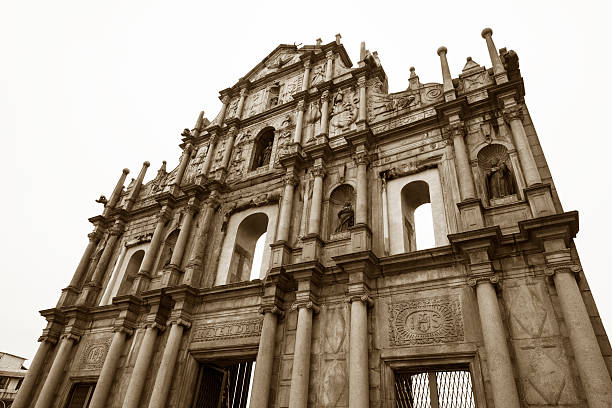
[60,332,81,343]
[221,95,231,104]
[283,172,300,186]
[445,121,466,139]
[88,229,104,241]
[259,305,285,318]
[356,75,367,88]
[227,125,238,137]
[113,326,134,337]
[290,300,320,314]
[158,206,173,222]
[503,105,523,122]
[184,201,199,215]
[145,321,166,332]
[544,264,581,277]
[37,334,59,345]
[321,90,330,101]
[167,318,192,329]
[352,151,370,167]
[310,166,326,178]
[296,99,305,111]
[239,87,248,97]
[467,274,500,287]
[303,59,311,69]
[346,294,374,307]
[326,50,334,60]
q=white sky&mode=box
[1,0,611,365]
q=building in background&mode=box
[0,352,27,408]
[13,29,612,408]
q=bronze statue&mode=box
[486,160,516,199]
[335,201,354,232]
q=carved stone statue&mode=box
[257,140,273,168]
[486,160,516,199]
[335,201,355,232]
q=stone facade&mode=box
[13,29,612,408]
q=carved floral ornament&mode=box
[388,295,464,346]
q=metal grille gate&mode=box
[395,369,475,408]
[193,362,254,408]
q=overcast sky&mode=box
[2,0,611,364]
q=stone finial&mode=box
[481,27,493,38]
[360,42,366,61]
[122,168,130,175]
[159,161,167,172]
[143,161,150,167]
[409,66,417,78]
[335,33,342,45]
[194,111,205,129]
[316,38,322,46]
[437,46,447,56]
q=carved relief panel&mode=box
[329,88,359,137]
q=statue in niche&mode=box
[256,140,273,168]
[329,89,358,133]
[335,201,355,232]
[310,64,325,85]
[486,159,516,199]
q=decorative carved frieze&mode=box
[192,318,263,342]
[388,295,464,346]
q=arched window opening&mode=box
[250,233,267,280]
[328,184,355,238]
[251,128,275,170]
[414,203,435,250]
[400,181,432,252]
[159,229,179,272]
[229,212,268,283]
[117,250,144,296]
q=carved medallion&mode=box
[193,318,263,342]
[388,296,464,346]
[80,337,112,370]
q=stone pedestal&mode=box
[349,224,372,253]
[270,241,292,268]
[300,234,324,261]
[457,198,485,230]
[524,183,556,218]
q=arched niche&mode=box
[328,184,356,238]
[250,127,275,171]
[117,250,144,296]
[215,204,278,285]
[158,229,179,272]
[476,143,519,206]
[386,167,449,255]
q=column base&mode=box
[161,264,183,287]
[457,198,485,231]
[524,183,556,218]
[349,223,372,252]
[56,286,80,307]
[301,234,324,261]
[270,241,292,268]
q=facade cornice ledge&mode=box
[435,96,469,121]
[488,77,526,106]
[39,307,66,324]
[518,210,579,248]
[284,260,325,284]
[200,280,264,302]
[379,245,457,274]
[332,250,380,277]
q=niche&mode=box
[251,127,275,170]
[117,250,144,296]
[158,229,179,271]
[267,83,281,109]
[477,144,518,206]
[328,184,355,238]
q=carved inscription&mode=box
[80,337,112,370]
[388,296,464,346]
[193,318,263,342]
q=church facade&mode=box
[13,29,612,408]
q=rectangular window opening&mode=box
[395,367,475,408]
[64,383,96,408]
[193,360,255,408]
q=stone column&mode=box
[88,328,131,408]
[147,320,190,408]
[357,76,367,123]
[293,100,305,144]
[169,202,197,267]
[11,338,54,408]
[307,167,325,235]
[277,172,298,242]
[348,295,372,408]
[122,324,161,408]
[104,168,130,214]
[319,91,330,136]
[183,194,219,285]
[249,306,283,408]
[133,207,171,291]
[100,242,127,305]
[481,28,507,83]
[355,153,368,225]
[288,302,318,408]
[301,60,311,91]
[126,161,150,210]
[78,221,124,304]
[437,46,456,102]
[236,88,248,119]
[172,144,193,187]
[221,126,238,169]
[448,121,476,200]
[469,277,521,408]
[546,266,612,407]
[33,334,79,408]
[68,229,103,288]
[218,95,230,124]
[201,132,218,177]
[325,51,334,81]
[381,177,390,255]
[503,105,541,187]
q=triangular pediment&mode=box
[243,45,305,83]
